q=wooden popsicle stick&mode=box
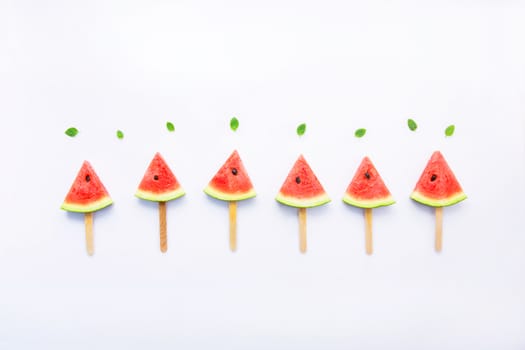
[159,201,167,253]
[229,201,237,252]
[85,212,94,256]
[365,208,373,255]
[435,206,443,252]
[299,208,307,253]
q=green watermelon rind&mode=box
[342,194,395,209]
[204,185,256,202]
[410,190,467,207]
[135,187,186,202]
[275,192,331,208]
[61,196,113,213]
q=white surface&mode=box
[1,1,524,349]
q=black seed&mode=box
[364,172,370,179]
[85,175,91,182]
[295,176,301,184]
[154,175,159,181]
[231,168,238,175]
[431,174,437,182]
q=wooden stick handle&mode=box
[299,208,307,253]
[85,212,94,256]
[435,207,443,252]
[365,208,373,255]
[229,201,237,252]
[159,201,167,253]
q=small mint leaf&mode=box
[297,123,306,136]
[445,124,455,136]
[65,127,78,137]
[230,117,239,131]
[355,128,366,138]
[116,130,124,139]
[407,119,417,131]
[166,122,175,132]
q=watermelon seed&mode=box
[364,172,370,179]
[295,176,301,184]
[231,168,238,175]
[431,174,437,182]
[154,175,159,181]
[85,175,91,182]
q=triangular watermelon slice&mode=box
[411,151,467,207]
[61,161,113,213]
[204,150,256,201]
[276,155,330,208]
[343,157,395,208]
[136,152,185,202]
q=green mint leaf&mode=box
[230,117,239,131]
[116,130,124,139]
[166,122,175,132]
[355,128,366,138]
[445,124,455,136]
[297,123,306,136]
[65,127,78,137]
[407,118,417,131]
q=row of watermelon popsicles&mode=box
[61,150,467,256]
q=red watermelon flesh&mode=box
[136,152,185,202]
[61,161,113,213]
[343,157,395,208]
[276,155,330,208]
[204,150,256,201]
[411,151,467,207]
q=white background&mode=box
[1,1,524,349]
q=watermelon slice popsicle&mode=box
[342,157,395,255]
[411,151,467,252]
[276,155,331,253]
[204,150,256,252]
[61,161,113,256]
[135,153,185,253]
